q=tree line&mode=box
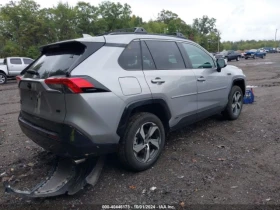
[0,0,278,59]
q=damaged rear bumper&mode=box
[4,156,105,197]
[19,116,117,158]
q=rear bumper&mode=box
[19,116,118,158]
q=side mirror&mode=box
[216,58,226,72]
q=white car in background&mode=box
[0,57,34,84]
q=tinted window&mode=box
[23,43,85,79]
[182,43,215,69]
[141,41,156,70]
[10,58,22,65]
[145,41,185,70]
[119,41,141,70]
[23,59,33,64]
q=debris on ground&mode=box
[129,185,136,190]
[150,187,157,191]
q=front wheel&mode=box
[222,86,243,120]
[236,56,240,61]
[0,72,7,85]
[118,112,165,172]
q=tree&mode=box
[157,10,178,24]
[193,15,217,36]
[75,2,99,35]
[98,1,132,31]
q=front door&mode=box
[141,40,197,128]
[180,43,230,119]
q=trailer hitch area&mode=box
[4,156,105,198]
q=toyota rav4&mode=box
[17,28,246,172]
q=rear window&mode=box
[23,42,85,79]
[10,58,22,64]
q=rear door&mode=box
[23,58,34,68]
[8,58,23,76]
[142,40,197,128]
[179,42,230,119]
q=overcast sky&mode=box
[1,0,279,41]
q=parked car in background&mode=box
[0,57,34,84]
[223,50,241,62]
[264,47,277,53]
[277,47,280,53]
[258,49,267,56]
[244,49,266,59]
[0,59,4,64]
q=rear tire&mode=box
[0,72,7,85]
[222,86,243,121]
[118,112,165,172]
[236,56,240,61]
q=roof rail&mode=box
[109,27,147,34]
[100,27,188,40]
[173,32,186,38]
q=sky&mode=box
[1,0,279,41]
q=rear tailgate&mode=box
[19,80,66,132]
[19,39,105,132]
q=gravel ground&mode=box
[0,54,280,209]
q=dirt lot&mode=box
[0,54,280,209]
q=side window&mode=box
[141,41,156,70]
[182,43,215,69]
[119,41,142,70]
[10,58,22,65]
[145,41,185,70]
[23,59,33,65]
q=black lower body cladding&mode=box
[18,112,117,158]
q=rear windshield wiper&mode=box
[26,70,39,75]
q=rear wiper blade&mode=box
[26,70,39,75]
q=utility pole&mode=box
[217,31,220,52]
[275,29,278,41]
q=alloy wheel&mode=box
[133,122,161,163]
[0,74,6,84]
[232,91,242,116]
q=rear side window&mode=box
[23,59,33,64]
[23,42,85,79]
[145,41,185,70]
[119,41,142,70]
[10,58,22,65]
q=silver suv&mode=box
[18,28,246,172]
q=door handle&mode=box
[151,77,165,84]
[197,76,206,82]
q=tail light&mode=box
[16,75,22,86]
[45,77,94,93]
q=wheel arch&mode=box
[0,70,7,75]
[116,99,171,138]
[232,78,246,96]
